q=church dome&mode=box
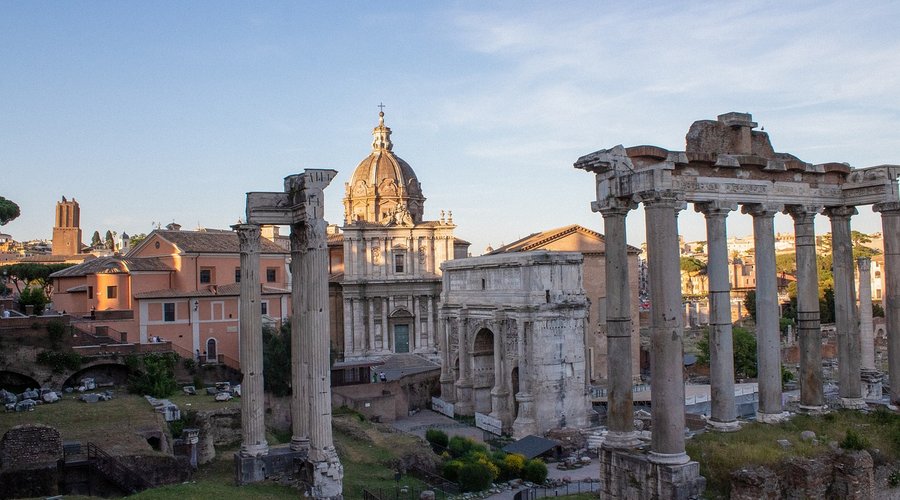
[343,111,425,225]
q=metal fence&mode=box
[516,480,601,499]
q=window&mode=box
[394,253,405,273]
[261,301,268,315]
[266,267,277,283]
[88,286,94,299]
[107,286,117,299]
[199,268,213,284]
[163,303,175,322]
[234,267,241,283]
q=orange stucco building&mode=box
[51,227,290,366]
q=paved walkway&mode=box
[390,410,600,499]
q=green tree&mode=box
[18,286,48,315]
[104,230,115,250]
[697,327,758,379]
[775,252,796,275]
[744,291,756,321]
[263,323,292,397]
[0,263,74,295]
[91,231,101,248]
[0,196,20,226]
[127,353,178,398]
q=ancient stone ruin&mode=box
[575,112,900,498]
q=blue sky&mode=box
[3,1,900,254]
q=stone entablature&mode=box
[438,251,592,438]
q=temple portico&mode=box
[576,112,900,498]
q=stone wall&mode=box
[730,450,875,499]
[120,454,192,485]
[195,407,242,464]
[598,447,705,500]
[0,424,63,470]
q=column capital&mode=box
[232,224,262,253]
[741,203,783,218]
[858,256,871,271]
[694,201,737,217]
[784,205,821,223]
[638,190,686,211]
[874,201,900,214]
[596,197,637,217]
[823,205,858,219]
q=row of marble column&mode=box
[600,195,900,464]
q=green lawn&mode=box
[0,392,162,455]
[687,408,900,498]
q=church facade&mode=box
[339,112,468,361]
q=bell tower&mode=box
[52,196,83,255]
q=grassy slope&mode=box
[687,409,900,498]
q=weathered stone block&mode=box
[730,466,779,500]
[831,450,874,500]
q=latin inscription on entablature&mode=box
[673,177,844,204]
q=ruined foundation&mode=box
[598,448,705,500]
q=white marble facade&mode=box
[438,251,593,438]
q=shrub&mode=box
[840,429,871,451]
[18,286,47,315]
[448,435,476,458]
[425,428,449,452]
[442,459,464,482]
[46,320,66,347]
[521,459,548,484]
[127,352,178,398]
[502,453,526,479]
[458,461,493,492]
[182,358,196,372]
[36,350,83,373]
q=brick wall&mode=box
[0,424,63,470]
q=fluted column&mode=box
[289,228,310,452]
[288,171,342,499]
[858,257,875,371]
[827,206,865,409]
[599,200,640,447]
[743,203,786,423]
[512,317,536,438]
[234,224,268,456]
[874,202,900,405]
[454,314,474,415]
[696,202,738,431]
[787,205,824,411]
[642,190,688,464]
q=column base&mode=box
[706,419,740,432]
[756,411,789,424]
[798,404,827,414]
[301,446,344,500]
[602,430,641,449]
[839,397,868,410]
[240,442,269,457]
[862,370,884,400]
[290,436,310,452]
[512,418,537,440]
[234,444,306,485]
[648,451,690,465]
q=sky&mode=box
[2,1,900,255]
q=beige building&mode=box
[338,112,468,361]
[490,224,641,383]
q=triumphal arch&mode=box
[576,112,900,498]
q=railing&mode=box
[362,489,384,500]
[517,480,602,499]
[86,442,153,494]
[406,465,460,495]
